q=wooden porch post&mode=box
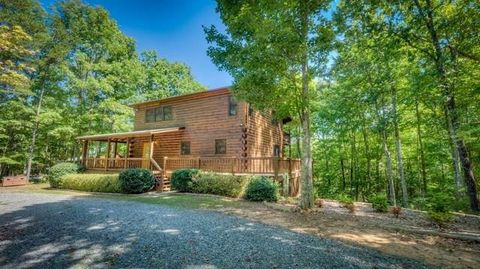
[149,135,154,170]
[113,141,118,157]
[105,139,111,171]
[81,140,88,167]
[124,138,130,169]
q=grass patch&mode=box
[117,193,246,209]
[2,183,248,210]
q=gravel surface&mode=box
[0,192,434,269]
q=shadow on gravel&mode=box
[0,195,435,269]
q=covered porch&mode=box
[78,127,301,195]
[78,127,185,174]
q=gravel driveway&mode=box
[0,192,433,269]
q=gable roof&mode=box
[129,86,231,108]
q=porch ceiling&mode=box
[77,126,185,141]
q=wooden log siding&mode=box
[246,108,284,158]
[131,89,247,159]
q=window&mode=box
[145,108,155,123]
[273,145,281,157]
[180,141,190,155]
[163,106,172,120]
[145,106,173,122]
[155,107,163,121]
[228,96,237,116]
[215,139,227,154]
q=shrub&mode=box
[338,194,355,213]
[244,176,279,202]
[48,162,79,188]
[119,168,155,194]
[59,174,121,193]
[171,168,200,192]
[192,172,250,198]
[370,193,389,213]
[426,192,454,223]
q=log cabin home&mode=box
[78,87,300,195]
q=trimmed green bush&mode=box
[171,168,200,192]
[48,162,79,188]
[192,172,250,198]
[59,174,121,193]
[119,168,155,194]
[244,176,279,202]
[370,193,389,213]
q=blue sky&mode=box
[40,0,232,89]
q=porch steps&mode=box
[153,170,171,192]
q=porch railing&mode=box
[85,157,147,170]
[85,156,300,176]
[158,157,300,175]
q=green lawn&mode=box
[1,183,250,210]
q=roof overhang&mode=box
[77,127,185,141]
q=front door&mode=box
[142,142,150,168]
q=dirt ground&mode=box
[2,185,479,268]
[218,199,480,269]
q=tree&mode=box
[205,0,333,209]
[337,0,479,211]
[0,0,205,177]
[0,25,34,95]
[135,50,205,103]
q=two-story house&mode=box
[78,87,300,194]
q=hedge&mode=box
[48,162,79,188]
[59,174,121,193]
[244,176,279,202]
[171,168,200,192]
[119,168,155,194]
[191,172,250,198]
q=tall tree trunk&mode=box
[415,0,479,211]
[383,129,396,207]
[415,99,427,195]
[339,142,346,191]
[362,119,371,198]
[448,118,464,192]
[376,99,396,206]
[26,86,45,180]
[392,87,408,207]
[299,75,313,209]
[349,132,356,198]
[299,6,313,210]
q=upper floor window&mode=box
[228,96,237,116]
[215,139,227,154]
[180,141,190,155]
[145,106,173,123]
